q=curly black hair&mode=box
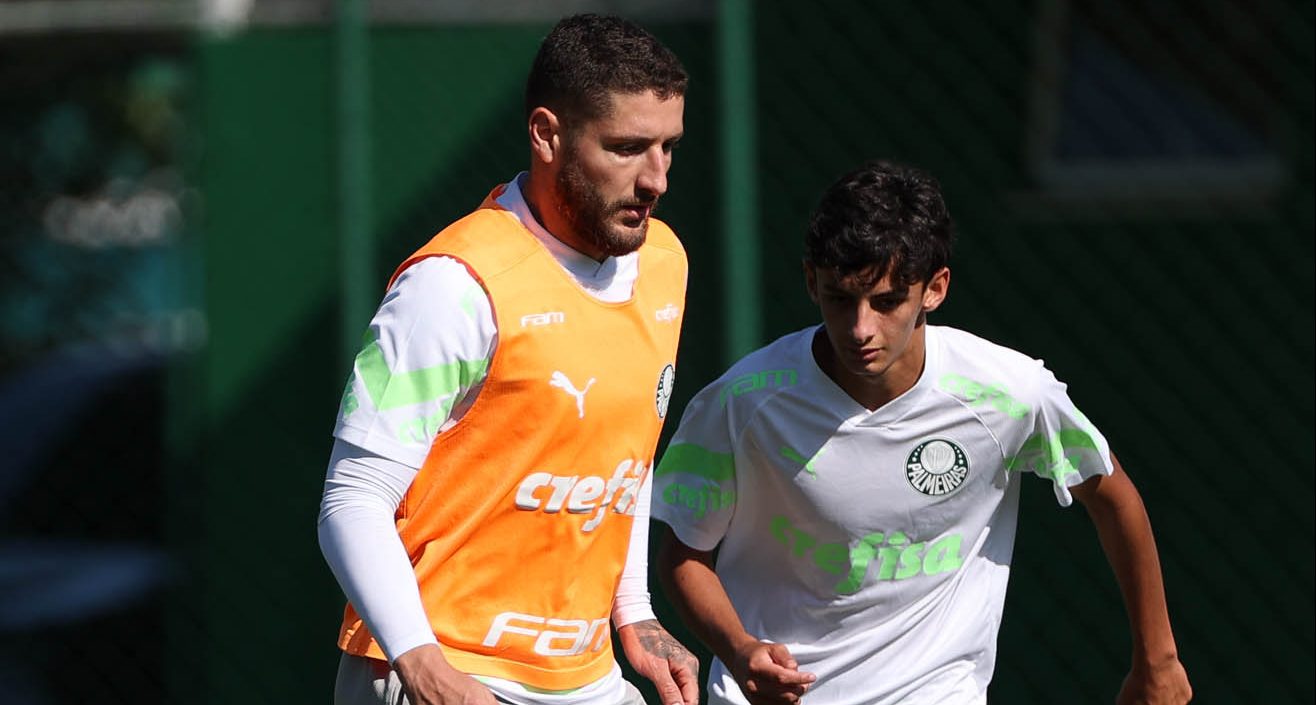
[804,160,954,288]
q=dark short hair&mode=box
[525,14,688,125]
[804,160,954,289]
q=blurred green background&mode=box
[0,1,1310,703]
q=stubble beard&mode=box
[554,155,654,258]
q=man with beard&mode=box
[318,15,698,705]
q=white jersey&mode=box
[652,324,1113,705]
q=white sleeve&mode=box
[651,383,740,552]
[321,258,495,661]
[611,471,657,628]
[334,256,496,467]
[317,439,437,661]
[1006,365,1115,506]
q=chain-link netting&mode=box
[0,31,197,705]
[1,1,1310,702]
[751,2,1311,702]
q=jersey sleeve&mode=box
[1007,365,1114,507]
[334,256,496,468]
[611,471,657,628]
[652,381,739,551]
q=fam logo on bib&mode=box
[905,439,969,496]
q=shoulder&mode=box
[424,206,525,250]
[721,327,812,385]
[642,218,687,261]
[387,256,487,315]
[379,257,494,345]
[929,325,1053,419]
[668,328,812,450]
[690,327,813,416]
[635,219,687,293]
[400,207,537,281]
[933,326,1043,375]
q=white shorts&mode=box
[333,653,647,705]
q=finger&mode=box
[750,661,816,686]
[773,669,817,686]
[650,668,685,705]
[765,643,799,670]
[744,679,808,705]
[672,659,700,705]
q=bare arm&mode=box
[1070,454,1192,705]
[656,525,815,705]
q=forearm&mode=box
[616,618,687,664]
[318,440,439,661]
[613,473,658,627]
[657,526,756,664]
[1076,460,1179,662]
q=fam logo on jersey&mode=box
[521,311,565,328]
[655,303,681,323]
[905,439,969,496]
[656,363,676,418]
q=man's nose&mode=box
[851,304,879,342]
[636,148,669,198]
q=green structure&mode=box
[1,1,1309,702]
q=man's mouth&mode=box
[618,204,652,225]
[854,347,881,362]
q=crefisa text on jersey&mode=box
[514,458,648,532]
[771,514,965,594]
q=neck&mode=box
[522,168,606,262]
[813,326,926,411]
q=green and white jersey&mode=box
[653,324,1113,705]
[333,173,640,469]
[334,255,496,468]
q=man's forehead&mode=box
[818,266,906,295]
[586,91,684,129]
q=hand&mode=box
[617,619,701,705]
[392,644,497,705]
[1117,655,1192,705]
[728,639,816,705]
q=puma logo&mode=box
[550,371,596,419]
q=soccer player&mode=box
[653,160,1193,704]
[318,15,698,705]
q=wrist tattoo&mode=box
[632,619,692,662]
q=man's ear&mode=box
[528,107,562,165]
[922,267,950,313]
[803,261,820,304]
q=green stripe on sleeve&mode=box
[459,284,483,319]
[1005,428,1101,482]
[656,443,736,482]
[354,339,489,412]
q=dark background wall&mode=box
[0,1,1310,702]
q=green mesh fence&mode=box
[0,31,195,705]
[750,2,1312,702]
[0,1,1309,703]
